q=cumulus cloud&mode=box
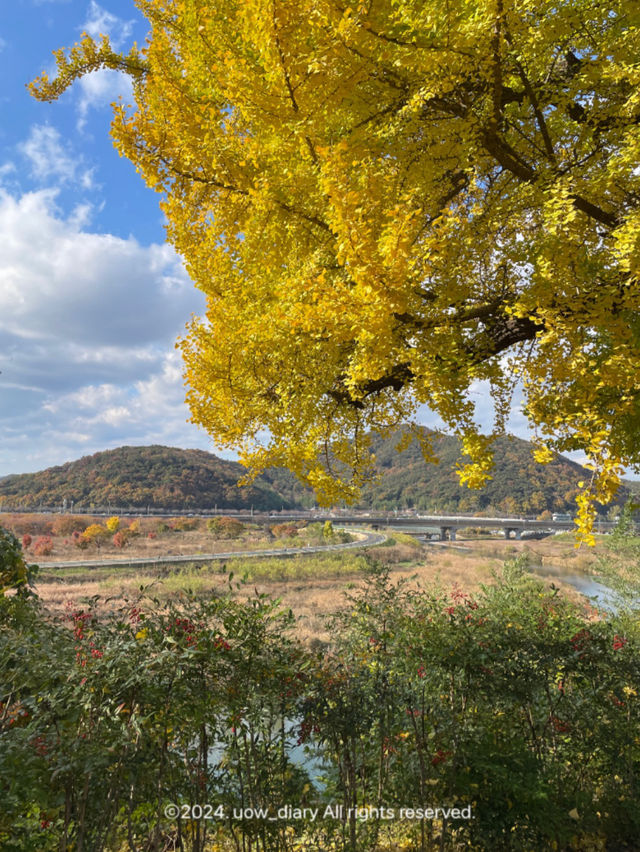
[0,189,201,347]
[43,351,194,440]
[0,187,214,476]
[0,350,213,477]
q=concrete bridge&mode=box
[218,512,617,541]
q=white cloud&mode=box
[82,1,134,47]
[19,125,94,188]
[0,349,218,477]
[43,351,193,437]
[77,68,134,128]
[0,189,201,347]
[0,187,216,476]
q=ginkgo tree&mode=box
[31,0,640,540]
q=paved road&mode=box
[38,528,388,571]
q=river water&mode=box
[530,563,624,613]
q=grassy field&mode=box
[27,522,609,642]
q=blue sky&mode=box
[0,0,217,476]
[0,0,598,481]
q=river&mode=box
[530,562,626,613]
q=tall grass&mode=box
[377,530,423,548]
[138,552,373,594]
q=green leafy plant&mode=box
[0,525,38,597]
[2,553,640,850]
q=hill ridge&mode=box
[0,430,628,515]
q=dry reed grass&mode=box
[26,516,605,642]
[33,536,528,642]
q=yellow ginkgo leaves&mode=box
[31,0,640,540]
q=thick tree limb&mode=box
[328,311,543,408]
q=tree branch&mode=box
[327,311,544,408]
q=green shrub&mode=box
[2,557,640,851]
[0,526,37,596]
[207,516,245,538]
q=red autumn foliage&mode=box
[33,536,53,557]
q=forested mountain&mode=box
[0,446,300,511]
[0,429,630,514]
[362,429,629,515]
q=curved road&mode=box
[38,527,388,571]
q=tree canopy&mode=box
[31,0,640,540]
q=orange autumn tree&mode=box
[31,0,640,541]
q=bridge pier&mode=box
[440,526,456,541]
